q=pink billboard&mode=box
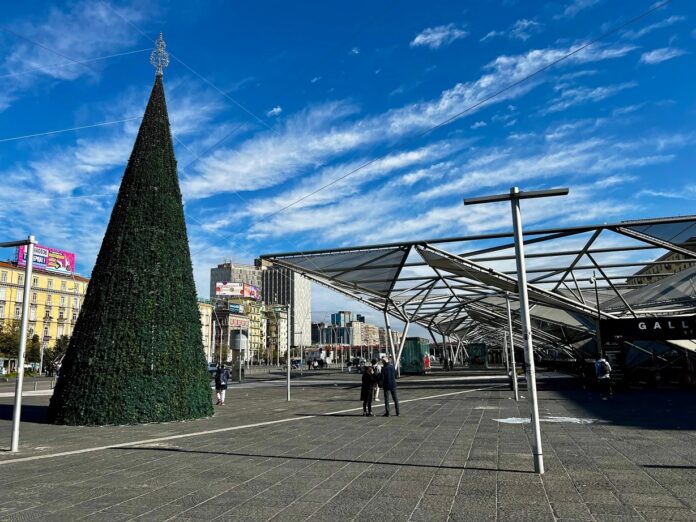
[17,244,75,275]
[242,283,261,301]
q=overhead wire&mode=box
[188,0,676,255]
[0,48,150,80]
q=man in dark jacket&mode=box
[380,357,400,416]
[215,364,230,406]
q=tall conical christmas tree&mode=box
[48,35,213,425]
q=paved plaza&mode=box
[1,371,696,521]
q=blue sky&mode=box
[1,0,695,325]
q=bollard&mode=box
[51,379,55,389]
[34,381,37,392]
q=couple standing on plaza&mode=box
[360,357,400,417]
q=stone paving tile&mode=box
[2,375,696,521]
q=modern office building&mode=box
[0,260,89,352]
[256,259,311,348]
[209,262,262,299]
[331,311,353,327]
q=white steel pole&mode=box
[11,236,35,453]
[510,188,544,474]
[287,305,291,401]
[505,293,519,401]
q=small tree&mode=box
[0,322,20,359]
[26,335,41,364]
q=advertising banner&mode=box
[229,316,250,329]
[17,244,75,275]
[600,316,696,341]
[242,283,261,301]
[228,303,244,314]
[215,281,243,296]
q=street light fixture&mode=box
[465,186,569,475]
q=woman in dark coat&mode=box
[361,365,376,416]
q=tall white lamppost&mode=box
[1,236,37,452]
[465,187,569,475]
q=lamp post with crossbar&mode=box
[1,236,36,452]
[465,187,569,475]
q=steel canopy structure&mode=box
[261,215,696,360]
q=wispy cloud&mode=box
[546,81,637,113]
[637,187,696,200]
[554,0,601,20]
[640,47,686,64]
[623,15,685,40]
[0,1,146,113]
[482,19,543,42]
[410,23,468,49]
[182,42,637,201]
[471,121,487,129]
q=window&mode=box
[47,279,53,289]
[43,326,49,338]
[32,276,38,287]
[14,306,21,319]
[60,296,65,306]
[61,281,66,291]
[57,325,64,338]
[18,275,24,285]
[30,306,37,321]
[31,292,37,303]
[44,307,51,319]
[58,310,65,320]
[73,297,78,307]
[72,311,77,322]
[46,294,52,304]
[0,271,6,283]
[0,287,5,300]
[16,289,23,302]
[0,304,4,318]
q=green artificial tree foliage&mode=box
[48,76,213,425]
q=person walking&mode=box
[371,358,381,402]
[595,356,613,399]
[361,365,376,416]
[215,363,230,406]
[380,356,400,417]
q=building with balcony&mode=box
[0,260,89,350]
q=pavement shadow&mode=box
[0,404,50,424]
[114,446,534,474]
[542,382,696,430]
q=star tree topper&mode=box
[150,32,169,76]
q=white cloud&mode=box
[350,47,360,55]
[182,42,636,201]
[267,106,283,117]
[555,0,601,20]
[546,81,637,113]
[471,121,487,129]
[637,186,696,200]
[310,76,321,83]
[623,15,685,40]
[482,19,543,42]
[3,1,144,83]
[415,134,678,202]
[410,24,469,49]
[640,47,687,64]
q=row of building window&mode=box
[0,288,80,307]
[0,271,82,293]
[0,303,78,322]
